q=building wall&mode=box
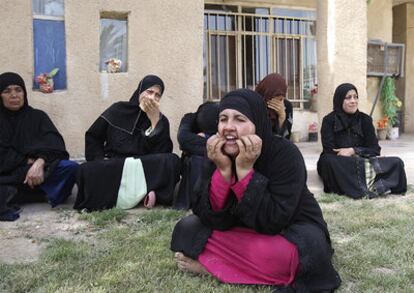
[0,0,205,157]
[367,0,394,127]
[317,0,367,129]
[206,0,316,8]
[393,3,414,133]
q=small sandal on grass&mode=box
[143,191,156,209]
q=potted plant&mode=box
[35,68,59,93]
[376,116,388,140]
[380,77,402,139]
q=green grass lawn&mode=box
[1,190,413,293]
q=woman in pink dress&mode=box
[171,89,341,292]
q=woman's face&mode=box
[218,108,256,157]
[1,85,25,111]
[139,85,162,104]
[342,89,358,114]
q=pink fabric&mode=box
[209,169,254,210]
[204,169,299,285]
[231,169,254,201]
[198,227,299,285]
[209,170,233,211]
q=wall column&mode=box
[316,0,368,132]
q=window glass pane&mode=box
[33,19,67,90]
[33,0,64,17]
[206,34,236,100]
[205,4,237,13]
[203,5,317,108]
[100,18,128,72]
[242,7,269,15]
[272,8,316,20]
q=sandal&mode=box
[143,191,156,209]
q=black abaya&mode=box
[317,83,407,199]
[171,89,341,292]
[75,75,180,211]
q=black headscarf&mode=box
[0,72,68,174]
[0,72,29,112]
[195,101,219,135]
[100,75,165,134]
[332,83,361,129]
[218,89,273,175]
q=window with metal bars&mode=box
[203,4,317,109]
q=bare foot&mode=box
[174,252,208,275]
[144,191,156,209]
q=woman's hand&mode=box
[235,134,262,180]
[207,134,232,181]
[24,158,45,188]
[333,147,355,157]
[140,96,161,129]
[267,98,286,125]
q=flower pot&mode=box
[308,132,318,142]
[387,127,399,140]
[377,128,387,140]
[39,79,54,93]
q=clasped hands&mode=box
[206,134,262,182]
[333,147,355,157]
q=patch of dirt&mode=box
[0,195,94,264]
[371,267,397,275]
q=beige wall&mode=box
[0,0,204,157]
[367,0,394,125]
[393,3,414,132]
[317,0,368,125]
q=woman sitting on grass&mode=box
[171,89,341,292]
[174,101,219,209]
[74,75,180,211]
[255,73,293,139]
[317,83,407,199]
[0,72,78,221]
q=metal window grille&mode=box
[203,6,317,109]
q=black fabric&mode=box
[218,89,274,175]
[175,102,219,209]
[0,72,28,110]
[195,101,219,136]
[74,154,180,211]
[177,102,219,157]
[100,74,164,134]
[0,72,69,214]
[171,214,212,259]
[74,158,125,210]
[271,99,293,139]
[320,111,381,158]
[85,114,173,161]
[141,153,181,206]
[318,83,407,199]
[332,83,357,113]
[76,75,179,211]
[0,73,69,174]
[171,89,340,291]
